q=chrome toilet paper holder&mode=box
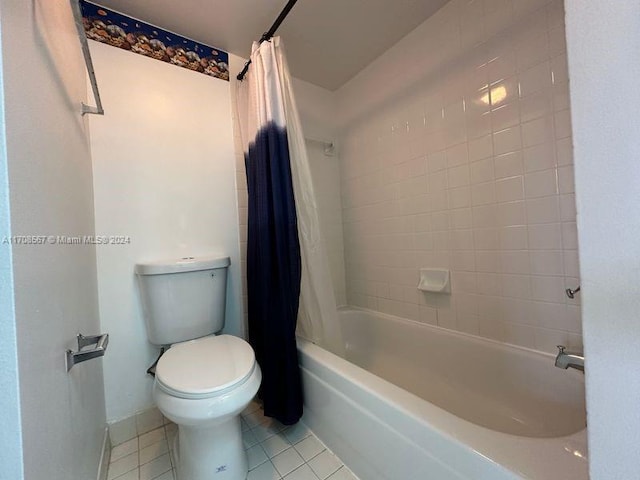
[66,333,109,371]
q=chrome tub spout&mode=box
[555,345,584,372]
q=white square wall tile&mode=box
[468,135,493,162]
[519,61,552,97]
[528,223,563,250]
[522,116,555,148]
[554,109,572,139]
[471,181,496,206]
[524,169,558,198]
[529,250,564,276]
[493,127,522,155]
[495,176,524,203]
[531,276,566,303]
[470,158,494,184]
[526,196,560,224]
[520,88,553,123]
[497,201,526,227]
[523,142,556,173]
[491,102,520,132]
[494,151,523,179]
[557,165,574,194]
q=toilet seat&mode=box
[156,334,256,400]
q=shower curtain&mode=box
[237,37,342,424]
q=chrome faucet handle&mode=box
[557,345,566,354]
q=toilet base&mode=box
[174,416,247,480]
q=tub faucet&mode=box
[555,345,584,372]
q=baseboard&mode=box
[96,427,111,480]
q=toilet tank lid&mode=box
[135,255,230,275]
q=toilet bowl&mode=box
[135,255,262,480]
[153,335,261,480]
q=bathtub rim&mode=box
[337,305,581,364]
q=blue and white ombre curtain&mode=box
[237,38,342,424]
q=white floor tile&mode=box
[139,453,172,480]
[111,438,138,463]
[153,470,175,480]
[139,427,166,449]
[307,451,342,480]
[107,452,138,480]
[282,423,311,444]
[247,460,281,480]
[261,433,291,458]
[106,411,358,480]
[241,416,251,432]
[247,444,269,470]
[252,421,281,442]
[284,464,320,480]
[136,408,164,435]
[327,467,358,480]
[294,435,325,462]
[139,439,169,465]
[164,424,177,449]
[243,427,260,449]
[111,468,139,480]
[245,410,268,428]
[109,417,138,446]
[242,400,262,417]
[272,447,305,477]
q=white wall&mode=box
[89,42,242,422]
[564,1,640,477]
[0,1,106,479]
[0,17,23,478]
[291,77,338,141]
[334,0,579,354]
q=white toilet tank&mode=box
[135,255,231,346]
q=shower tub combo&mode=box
[298,307,587,480]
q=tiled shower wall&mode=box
[336,0,581,353]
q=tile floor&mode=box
[106,400,359,480]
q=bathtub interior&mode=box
[335,308,585,438]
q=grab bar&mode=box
[66,333,109,371]
[69,0,104,115]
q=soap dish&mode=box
[417,268,451,294]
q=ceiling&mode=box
[92,0,448,90]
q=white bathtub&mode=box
[298,307,588,480]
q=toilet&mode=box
[135,255,261,480]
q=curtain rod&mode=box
[236,0,299,81]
